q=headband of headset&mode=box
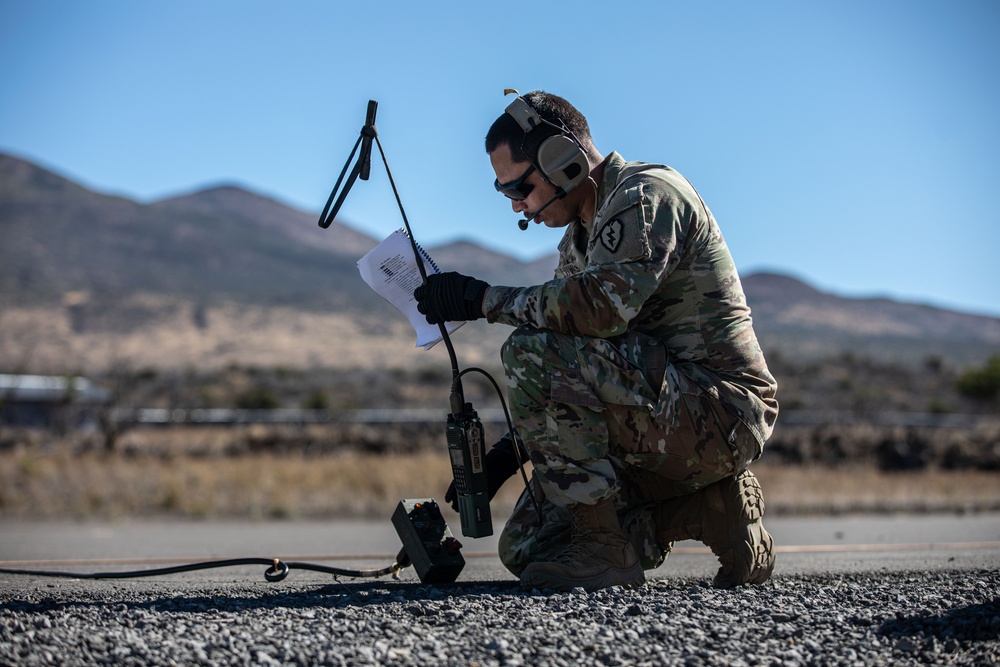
[503,90,590,196]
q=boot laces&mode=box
[551,514,600,563]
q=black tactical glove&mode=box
[413,272,489,324]
[444,433,528,512]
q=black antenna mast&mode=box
[316,101,497,538]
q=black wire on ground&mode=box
[0,557,402,582]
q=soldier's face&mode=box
[490,144,577,229]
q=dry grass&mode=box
[0,447,459,520]
[751,464,1000,515]
[2,445,997,522]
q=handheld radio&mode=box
[446,394,492,537]
[317,100,492,539]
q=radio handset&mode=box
[446,392,492,538]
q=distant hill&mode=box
[741,272,1000,364]
[0,154,372,311]
[0,153,554,310]
[1,152,998,371]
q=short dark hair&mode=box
[484,91,592,163]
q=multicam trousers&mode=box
[497,326,760,575]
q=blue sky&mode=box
[2,1,998,317]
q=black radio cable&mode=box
[0,557,404,582]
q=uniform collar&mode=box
[596,151,629,207]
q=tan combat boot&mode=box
[520,497,646,592]
[654,469,775,587]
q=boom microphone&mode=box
[517,193,561,231]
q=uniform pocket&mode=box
[578,334,662,409]
[589,183,651,265]
[548,368,609,462]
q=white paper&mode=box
[357,228,464,349]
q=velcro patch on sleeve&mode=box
[589,183,650,264]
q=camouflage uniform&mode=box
[481,153,779,575]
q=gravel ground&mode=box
[2,569,998,666]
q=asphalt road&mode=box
[2,512,998,587]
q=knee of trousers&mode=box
[501,328,582,414]
[501,327,576,376]
[501,327,539,369]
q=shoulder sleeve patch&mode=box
[598,219,624,253]
[589,183,650,265]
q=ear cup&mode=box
[536,134,589,194]
[504,92,590,195]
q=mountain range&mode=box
[1,151,998,371]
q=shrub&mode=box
[302,390,330,410]
[956,355,1000,400]
[234,388,280,410]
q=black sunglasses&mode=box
[494,164,536,201]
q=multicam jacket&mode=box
[482,152,778,447]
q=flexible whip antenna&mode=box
[372,131,464,400]
[317,100,464,400]
[316,101,540,532]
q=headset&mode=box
[503,89,590,197]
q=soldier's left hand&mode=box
[413,272,489,324]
